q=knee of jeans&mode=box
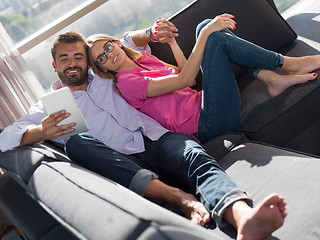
[65,134,81,154]
[221,28,234,35]
[201,32,228,54]
[196,19,212,39]
[66,134,79,146]
[65,133,92,151]
[207,31,227,43]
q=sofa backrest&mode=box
[149,0,297,91]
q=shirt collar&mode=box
[51,79,62,90]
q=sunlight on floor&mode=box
[282,0,319,19]
[313,14,320,23]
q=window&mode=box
[21,0,195,91]
[0,23,42,128]
[0,0,88,44]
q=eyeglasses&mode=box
[95,40,114,65]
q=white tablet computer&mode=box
[40,87,89,139]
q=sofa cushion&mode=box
[234,5,320,151]
[237,75,320,156]
[0,141,69,188]
[202,133,249,162]
[210,142,320,239]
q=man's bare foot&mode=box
[282,55,320,75]
[174,190,211,226]
[235,193,287,240]
[266,72,317,97]
[143,180,210,226]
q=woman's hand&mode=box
[201,14,237,36]
[151,18,179,43]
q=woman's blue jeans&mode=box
[65,132,251,226]
[196,19,283,143]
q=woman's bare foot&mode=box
[234,193,287,240]
[173,190,211,226]
[267,73,317,97]
[258,70,317,97]
[282,55,320,75]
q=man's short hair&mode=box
[51,31,87,60]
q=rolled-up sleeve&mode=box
[0,101,60,152]
[0,120,39,152]
[121,31,152,54]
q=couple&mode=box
[3,14,320,239]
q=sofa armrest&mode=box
[0,141,69,188]
[27,161,219,240]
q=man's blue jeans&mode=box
[65,132,251,226]
[196,19,283,143]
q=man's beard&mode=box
[58,67,88,86]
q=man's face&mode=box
[53,41,88,86]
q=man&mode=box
[0,21,286,239]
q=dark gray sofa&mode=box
[150,0,320,156]
[1,0,320,239]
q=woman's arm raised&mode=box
[146,14,236,97]
[168,38,187,72]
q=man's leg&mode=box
[143,178,210,225]
[224,194,287,240]
[65,134,210,225]
[65,134,157,195]
[141,133,250,223]
[141,132,287,238]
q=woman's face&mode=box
[90,40,126,73]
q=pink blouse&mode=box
[116,52,202,137]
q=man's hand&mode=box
[151,18,179,43]
[19,110,75,148]
[41,110,75,140]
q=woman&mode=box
[87,15,319,143]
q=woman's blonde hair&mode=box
[86,34,142,81]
